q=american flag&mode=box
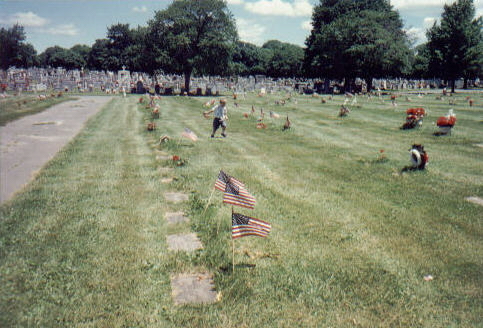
[232,212,271,239]
[223,180,256,209]
[181,127,198,141]
[214,170,244,192]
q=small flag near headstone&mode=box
[214,170,245,191]
[223,180,256,209]
[232,212,271,239]
[181,127,198,141]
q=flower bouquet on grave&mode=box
[401,107,425,129]
[435,109,456,135]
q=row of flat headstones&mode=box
[158,148,218,305]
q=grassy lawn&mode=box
[0,94,75,126]
[0,91,482,327]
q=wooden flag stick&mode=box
[232,206,235,272]
[202,188,215,215]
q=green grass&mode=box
[1,91,482,327]
[0,94,75,125]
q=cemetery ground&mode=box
[0,91,482,327]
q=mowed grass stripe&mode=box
[0,98,173,327]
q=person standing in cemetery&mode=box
[204,98,228,138]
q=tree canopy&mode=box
[305,0,411,91]
[426,0,482,91]
[147,0,237,92]
[0,24,38,69]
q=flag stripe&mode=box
[223,198,255,209]
[214,170,244,191]
[232,212,271,239]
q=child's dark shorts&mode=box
[213,117,227,130]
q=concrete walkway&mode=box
[0,96,112,204]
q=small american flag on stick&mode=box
[223,180,256,209]
[214,170,245,192]
[232,212,271,239]
[181,127,198,141]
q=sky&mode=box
[0,0,482,53]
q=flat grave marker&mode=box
[171,273,218,305]
[167,233,202,251]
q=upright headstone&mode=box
[136,81,145,94]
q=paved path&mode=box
[0,96,112,204]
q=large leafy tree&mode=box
[231,41,271,76]
[427,0,482,92]
[305,0,411,92]
[0,24,38,69]
[262,40,304,78]
[70,44,91,69]
[147,0,237,93]
[88,39,111,70]
[410,43,431,79]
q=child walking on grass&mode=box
[204,98,228,138]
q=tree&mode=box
[411,43,431,79]
[427,0,483,92]
[231,41,272,76]
[147,0,237,93]
[262,40,304,78]
[0,24,38,69]
[88,39,111,70]
[305,0,411,92]
[70,44,91,68]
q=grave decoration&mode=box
[435,109,456,135]
[409,144,429,170]
[401,107,425,129]
[339,105,350,117]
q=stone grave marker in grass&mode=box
[167,232,202,251]
[156,154,171,161]
[165,212,189,224]
[164,192,189,203]
[171,273,218,305]
[158,167,174,176]
[161,177,174,184]
[465,196,483,206]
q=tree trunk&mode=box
[450,79,455,93]
[324,79,330,94]
[184,70,191,95]
[463,78,468,89]
[365,77,373,93]
[343,78,350,93]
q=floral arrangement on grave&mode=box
[152,107,160,119]
[409,144,429,170]
[172,155,186,166]
[401,108,425,129]
[435,109,456,135]
[339,105,350,117]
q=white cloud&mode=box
[44,24,79,36]
[0,11,49,27]
[236,18,267,45]
[423,17,437,28]
[405,26,426,45]
[301,20,312,31]
[132,6,148,13]
[405,16,440,45]
[244,0,313,17]
[391,0,454,9]
[226,0,244,4]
